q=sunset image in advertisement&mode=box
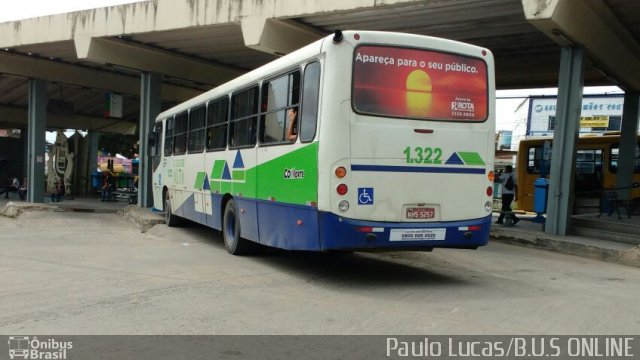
[353,45,488,121]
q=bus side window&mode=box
[259,71,300,144]
[164,117,173,156]
[609,145,619,173]
[301,61,320,142]
[611,142,640,174]
[187,105,206,153]
[206,97,229,151]
[152,122,163,171]
[230,86,259,148]
[173,112,188,154]
[527,146,540,173]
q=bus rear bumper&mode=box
[318,212,491,251]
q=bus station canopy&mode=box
[0,0,639,132]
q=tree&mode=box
[99,133,138,158]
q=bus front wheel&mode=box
[223,199,252,255]
[164,191,181,227]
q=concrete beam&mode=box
[74,36,243,86]
[522,0,640,91]
[0,105,136,134]
[0,0,420,48]
[241,18,324,56]
[0,52,201,102]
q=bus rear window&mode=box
[353,45,488,121]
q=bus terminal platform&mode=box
[1,196,638,269]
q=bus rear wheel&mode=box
[223,199,252,255]
[164,191,181,227]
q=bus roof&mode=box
[156,35,327,121]
[156,30,493,121]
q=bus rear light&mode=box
[354,33,360,41]
[335,166,347,178]
[488,171,495,182]
[337,184,348,195]
[338,200,349,211]
[486,186,493,197]
[484,201,493,212]
[356,226,384,233]
[458,225,481,231]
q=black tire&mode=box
[164,191,180,227]
[222,199,252,255]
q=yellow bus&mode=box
[516,133,640,212]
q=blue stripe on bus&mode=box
[175,192,490,251]
[318,212,491,251]
[351,164,486,174]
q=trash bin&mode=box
[534,178,550,213]
[91,171,100,188]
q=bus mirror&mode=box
[148,132,156,147]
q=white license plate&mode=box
[406,207,435,219]
[390,228,446,241]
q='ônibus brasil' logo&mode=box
[8,336,73,359]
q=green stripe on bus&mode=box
[205,143,319,204]
[232,170,245,181]
[194,172,206,189]
[457,152,485,166]
[211,160,226,179]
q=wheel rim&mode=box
[165,196,170,223]
[225,209,236,244]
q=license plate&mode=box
[406,207,435,219]
[390,228,446,241]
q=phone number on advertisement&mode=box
[386,337,635,358]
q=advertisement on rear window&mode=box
[353,45,488,121]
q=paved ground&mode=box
[1,211,639,335]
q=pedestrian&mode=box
[496,165,519,225]
[51,179,64,202]
[101,171,112,201]
[18,176,27,200]
[0,176,19,199]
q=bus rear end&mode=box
[318,32,495,251]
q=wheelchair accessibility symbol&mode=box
[358,188,374,205]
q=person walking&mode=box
[496,165,519,225]
[18,176,27,200]
[0,176,19,199]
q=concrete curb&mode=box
[490,228,640,268]
[118,206,165,233]
[1,201,68,218]
[1,201,118,218]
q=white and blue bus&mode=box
[151,30,496,254]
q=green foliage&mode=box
[99,133,138,158]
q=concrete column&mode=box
[138,72,161,208]
[22,127,29,178]
[87,131,99,195]
[545,47,585,235]
[616,92,640,200]
[27,79,48,203]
